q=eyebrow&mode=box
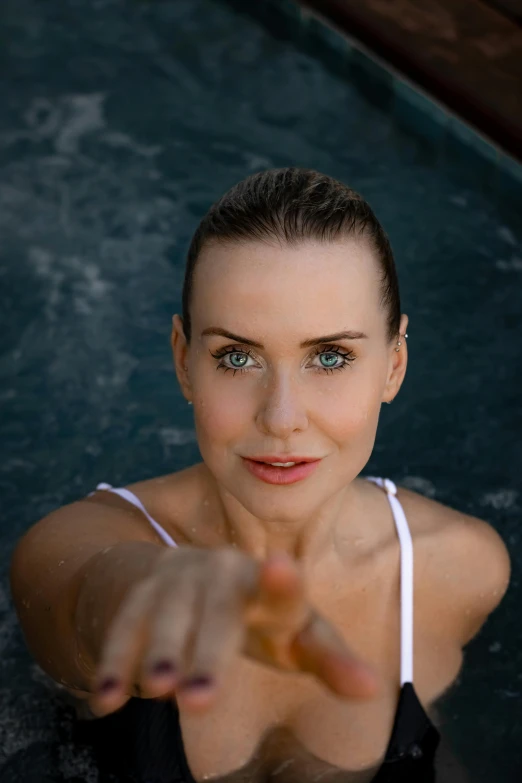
[200,327,368,348]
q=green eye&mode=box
[310,346,356,372]
[320,353,341,368]
[211,346,257,373]
[229,353,248,368]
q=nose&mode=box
[256,373,309,439]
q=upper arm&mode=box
[9,496,163,684]
[10,494,163,604]
[438,516,511,646]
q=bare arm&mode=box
[9,496,165,691]
[11,495,379,718]
[450,517,511,647]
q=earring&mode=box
[395,332,408,352]
[187,401,193,406]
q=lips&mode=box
[241,456,321,485]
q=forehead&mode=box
[191,239,383,337]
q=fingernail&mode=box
[151,660,176,677]
[98,677,119,694]
[179,675,213,691]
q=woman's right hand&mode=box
[88,546,379,716]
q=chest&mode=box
[179,574,462,782]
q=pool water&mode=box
[0,0,521,781]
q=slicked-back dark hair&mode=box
[182,168,400,342]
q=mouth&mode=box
[241,456,322,485]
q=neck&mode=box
[205,471,364,568]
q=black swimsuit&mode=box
[76,477,440,782]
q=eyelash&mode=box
[209,345,356,375]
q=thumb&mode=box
[247,553,308,630]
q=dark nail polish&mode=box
[152,660,176,676]
[98,677,119,694]
[180,675,213,691]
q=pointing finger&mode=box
[291,612,379,699]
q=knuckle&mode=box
[215,548,242,573]
[149,617,184,652]
[125,576,156,609]
[114,596,148,632]
[99,635,130,668]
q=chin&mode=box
[226,481,326,525]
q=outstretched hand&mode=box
[89,547,379,716]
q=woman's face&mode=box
[172,238,407,523]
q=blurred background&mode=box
[0,1,521,781]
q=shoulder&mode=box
[397,486,511,646]
[85,463,219,545]
[85,464,210,545]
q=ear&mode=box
[382,314,409,404]
[171,314,192,403]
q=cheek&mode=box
[317,369,383,437]
[320,400,379,448]
[193,374,253,447]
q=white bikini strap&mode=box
[88,482,178,548]
[365,477,414,685]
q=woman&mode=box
[10,168,510,783]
